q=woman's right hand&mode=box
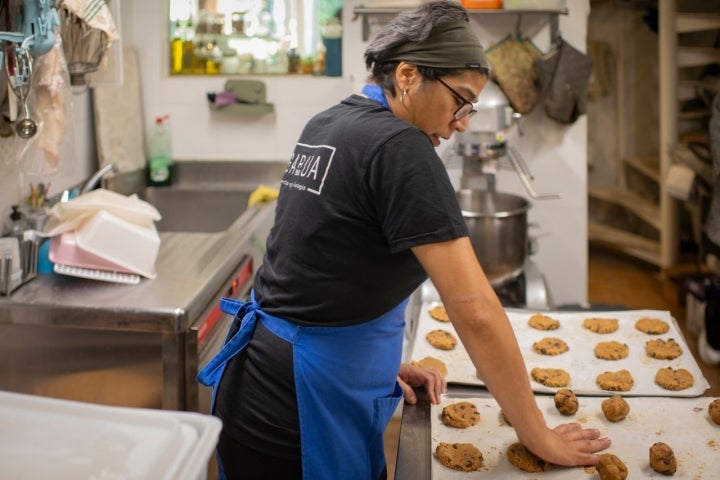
[521,422,611,467]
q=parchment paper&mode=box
[431,394,720,479]
[411,306,710,397]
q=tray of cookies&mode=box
[410,305,710,397]
[430,393,720,479]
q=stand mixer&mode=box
[455,81,559,309]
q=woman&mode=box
[199,1,611,479]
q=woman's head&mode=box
[364,0,490,95]
[363,1,490,147]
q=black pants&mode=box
[217,430,302,480]
[216,430,389,480]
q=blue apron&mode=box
[198,291,407,480]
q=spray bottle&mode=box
[147,115,173,187]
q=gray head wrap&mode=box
[380,21,489,70]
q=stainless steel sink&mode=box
[141,187,253,232]
[106,161,287,233]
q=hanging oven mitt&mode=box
[535,38,594,124]
[486,34,543,114]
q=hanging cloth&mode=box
[535,37,594,124]
[485,34,543,114]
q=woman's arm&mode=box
[412,237,610,467]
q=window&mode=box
[168,0,342,76]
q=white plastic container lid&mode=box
[0,390,222,480]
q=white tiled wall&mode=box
[1,0,590,305]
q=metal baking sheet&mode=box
[410,306,710,397]
[431,393,720,479]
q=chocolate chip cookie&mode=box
[428,304,450,323]
[435,442,483,472]
[655,366,694,391]
[506,442,548,473]
[645,338,683,360]
[528,313,560,330]
[441,401,480,428]
[531,367,570,387]
[601,394,630,422]
[532,337,569,355]
[554,388,579,415]
[583,317,619,334]
[426,329,457,350]
[635,317,670,335]
[596,369,634,392]
[649,442,677,475]
[594,340,629,360]
[411,356,448,377]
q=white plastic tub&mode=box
[75,210,160,279]
[0,390,222,480]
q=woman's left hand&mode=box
[397,363,447,405]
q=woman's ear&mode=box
[394,62,420,94]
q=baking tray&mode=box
[410,306,710,397]
[431,393,720,479]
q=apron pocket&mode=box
[368,383,403,478]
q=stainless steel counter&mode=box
[0,198,276,411]
[0,205,265,333]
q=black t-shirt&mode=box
[254,94,468,325]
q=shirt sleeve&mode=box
[366,127,469,253]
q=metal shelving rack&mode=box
[352,6,569,42]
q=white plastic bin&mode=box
[0,390,222,480]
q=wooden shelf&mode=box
[624,156,660,183]
[589,186,661,231]
[588,222,661,266]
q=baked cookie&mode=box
[426,329,457,350]
[428,304,450,323]
[645,338,683,360]
[708,398,720,425]
[554,388,579,415]
[594,341,630,360]
[532,337,569,355]
[635,317,670,335]
[531,367,570,387]
[528,313,560,330]
[649,442,677,475]
[506,442,548,473]
[596,453,628,480]
[441,401,480,428]
[596,369,634,392]
[601,395,630,422]
[411,356,448,377]
[435,442,483,472]
[583,317,619,334]
[655,367,694,391]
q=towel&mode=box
[248,185,279,207]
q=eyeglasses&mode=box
[437,78,476,121]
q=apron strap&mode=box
[196,294,261,387]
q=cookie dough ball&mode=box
[435,442,483,472]
[596,453,628,480]
[441,401,480,428]
[709,398,720,425]
[649,442,677,475]
[506,442,548,472]
[601,395,630,422]
[554,388,579,415]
